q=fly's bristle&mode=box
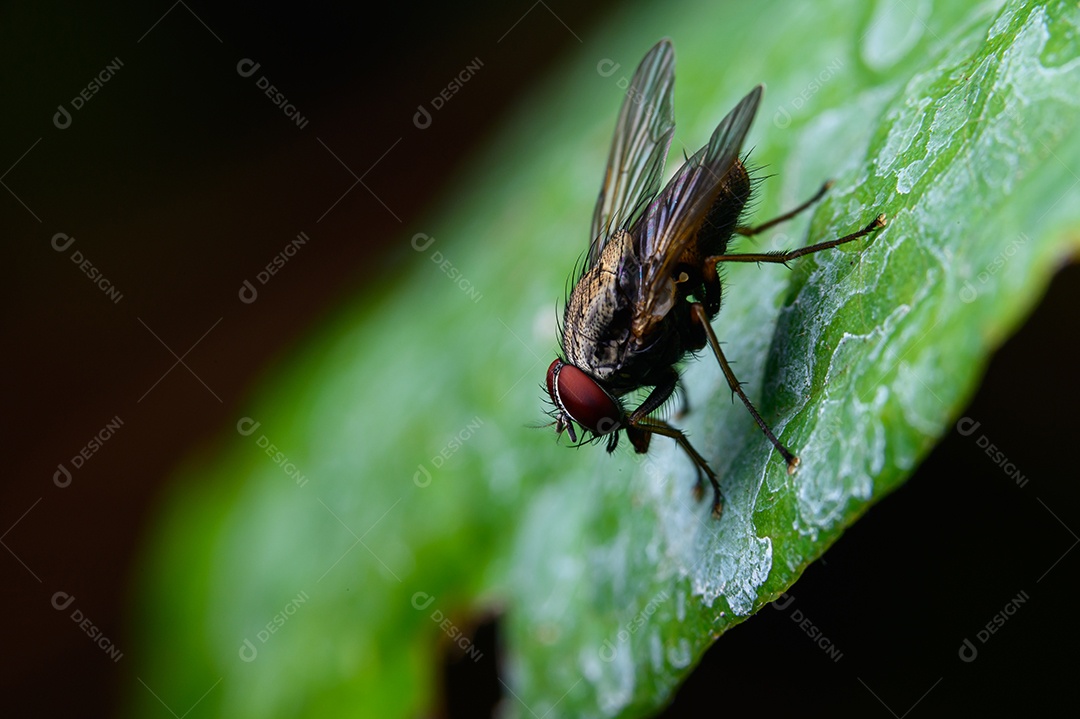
[553,300,567,347]
[740,148,773,182]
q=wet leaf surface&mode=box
[132,1,1080,717]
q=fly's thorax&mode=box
[563,231,638,377]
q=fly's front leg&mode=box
[622,374,676,459]
[627,368,679,424]
[632,417,723,518]
[627,368,723,517]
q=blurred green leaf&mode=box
[131,1,1080,717]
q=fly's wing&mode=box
[630,85,762,338]
[588,39,676,266]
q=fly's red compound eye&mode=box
[548,360,621,436]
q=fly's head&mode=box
[545,359,623,446]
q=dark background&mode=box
[3,2,1076,717]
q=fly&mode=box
[544,39,886,517]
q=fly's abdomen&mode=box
[695,159,753,259]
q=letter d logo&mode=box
[236,58,261,78]
[53,105,72,129]
[411,592,435,610]
[52,591,76,611]
[413,464,432,488]
[239,638,258,662]
[956,417,981,437]
[236,417,261,436]
[54,463,72,488]
[413,105,432,130]
[239,279,258,304]
[772,592,795,611]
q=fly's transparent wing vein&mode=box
[588,39,677,265]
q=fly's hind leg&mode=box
[712,214,887,266]
[735,180,833,237]
[729,178,887,264]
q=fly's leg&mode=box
[625,424,652,454]
[627,369,723,517]
[632,416,723,518]
[627,368,679,422]
[689,302,800,474]
[735,180,833,237]
[712,214,887,266]
[697,210,886,473]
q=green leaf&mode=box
[130,1,1080,717]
